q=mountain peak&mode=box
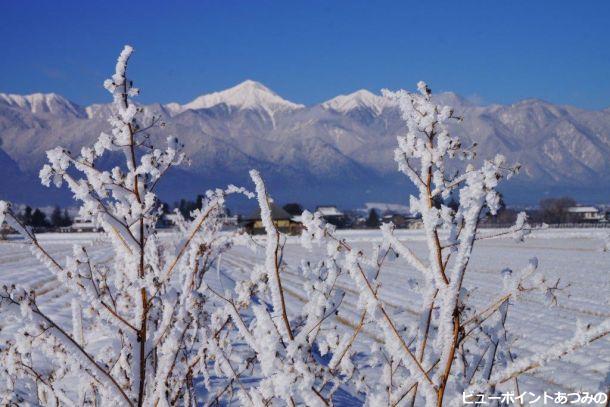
[233,79,271,92]
[0,92,84,117]
[322,89,391,115]
[180,80,304,114]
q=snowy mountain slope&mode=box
[0,92,86,118]
[0,83,608,206]
[0,146,29,198]
[0,143,69,204]
[444,99,610,186]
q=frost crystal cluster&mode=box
[0,48,608,407]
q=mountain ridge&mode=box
[0,81,608,208]
[4,82,609,117]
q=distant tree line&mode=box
[15,205,72,229]
[9,195,594,233]
[277,195,601,229]
[531,197,577,224]
[483,196,605,225]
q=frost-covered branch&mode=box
[250,169,294,341]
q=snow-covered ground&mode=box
[1,228,608,404]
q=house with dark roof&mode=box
[244,203,302,235]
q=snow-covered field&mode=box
[1,228,608,404]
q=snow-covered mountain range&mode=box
[1,80,609,207]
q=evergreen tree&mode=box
[365,208,380,228]
[51,205,63,227]
[62,208,72,226]
[21,206,33,225]
[31,208,48,227]
[195,194,204,210]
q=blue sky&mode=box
[1,1,609,109]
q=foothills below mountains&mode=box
[1,81,609,208]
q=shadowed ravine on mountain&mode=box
[1,81,609,207]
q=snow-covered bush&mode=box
[0,47,608,406]
[0,46,250,406]
[296,82,609,406]
[191,82,610,405]
[234,82,609,406]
